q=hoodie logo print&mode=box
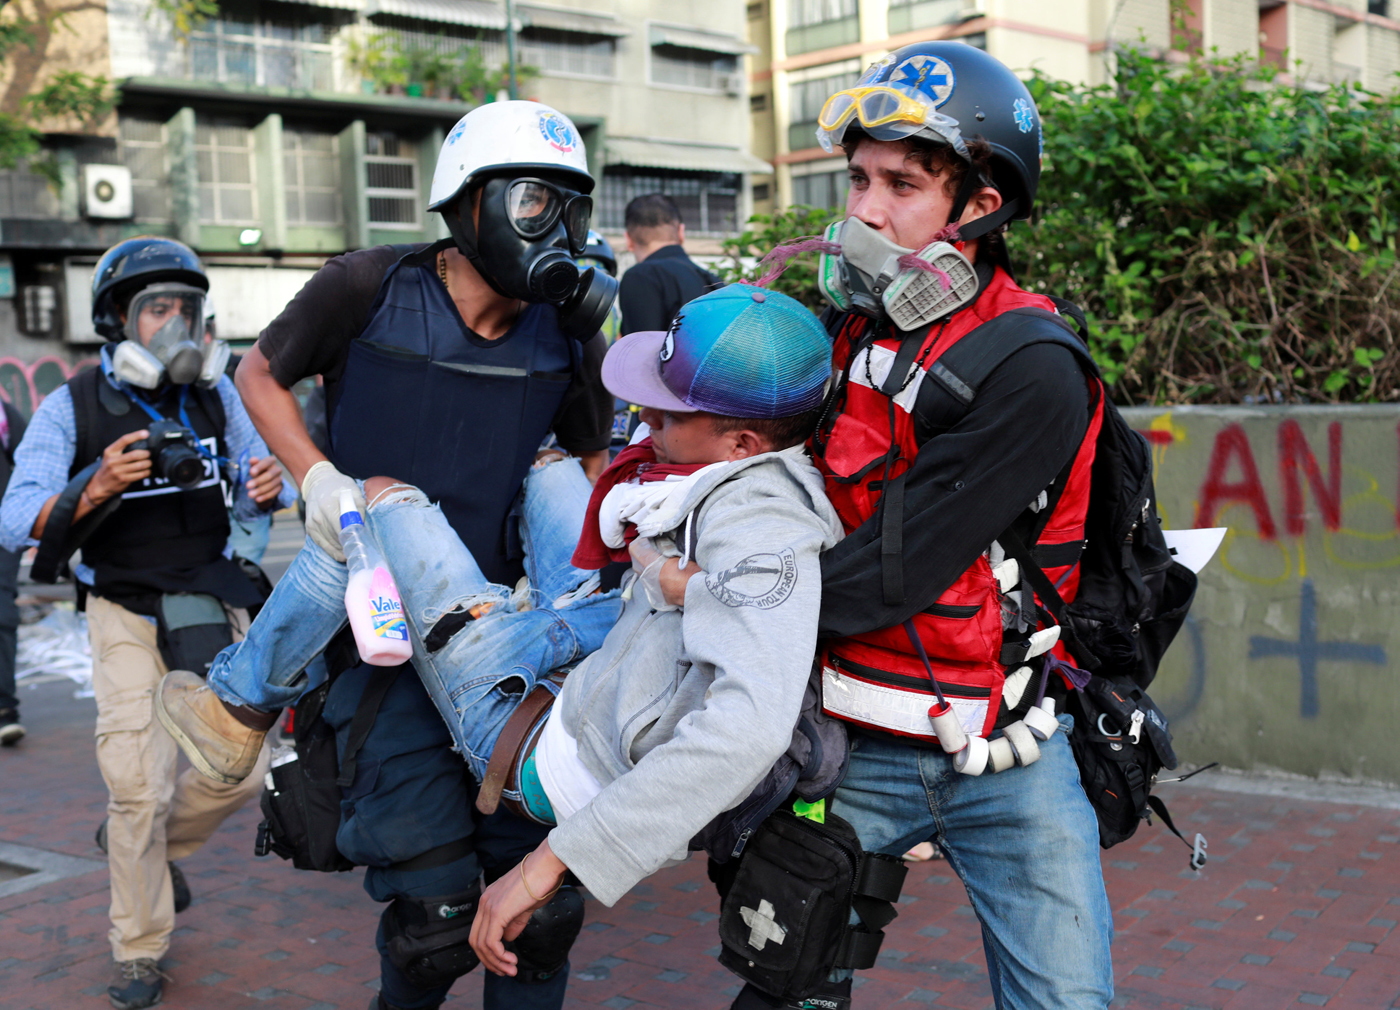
[706,549,798,609]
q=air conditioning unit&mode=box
[719,72,746,96]
[82,164,133,220]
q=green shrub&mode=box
[1021,47,1400,404]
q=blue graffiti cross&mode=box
[1248,578,1386,718]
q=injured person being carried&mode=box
[156,283,847,940]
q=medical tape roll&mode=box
[1023,700,1059,742]
[987,736,1016,774]
[954,735,989,776]
[928,703,968,756]
[1002,721,1040,767]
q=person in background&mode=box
[618,193,719,336]
[0,396,26,744]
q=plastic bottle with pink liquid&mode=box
[338,489,413,666]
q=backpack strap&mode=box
[335,666,403,788]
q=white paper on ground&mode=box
[1162,528,1228,574]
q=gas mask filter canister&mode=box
[817,217,979,331]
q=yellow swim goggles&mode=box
[815,85,967,155]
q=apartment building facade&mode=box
[0,0,765,410]
[746,0,1400,216]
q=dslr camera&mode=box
[129,419,207,490]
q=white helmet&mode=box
[429,101,594,210]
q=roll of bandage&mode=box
[1002,720,1040,766]
[987,736,1016,774]
[1023,701,1059,742]
[928,702,968,755]
[954,735,989,776]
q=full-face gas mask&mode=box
[110,282,227,390]
[443,176,619,340]
[816,218,980,331]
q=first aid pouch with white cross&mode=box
[717,803,907,1000]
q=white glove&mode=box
[301,460,365,562]
[627,537,680,612]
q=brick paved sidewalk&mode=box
[3,677,1399,1010]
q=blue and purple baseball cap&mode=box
[602,284,833,418]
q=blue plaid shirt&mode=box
[0,347,296,583]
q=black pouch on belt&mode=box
[155,592,235,675]
[717,806,907,1001]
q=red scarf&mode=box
[572,439,710,569]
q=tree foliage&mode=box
[1020,47,1400,404]
[347,31,539,103]
[717,204,840,309]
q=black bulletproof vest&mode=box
[69,367,233,591]
[327,242,580,584]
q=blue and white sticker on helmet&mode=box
[448,116,468,146]
[538,112,576,153]
[891,55,955,108]
[1012,97,1036,134]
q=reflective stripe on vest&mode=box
[814,267,1104,740]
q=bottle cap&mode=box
[339,488,364,528]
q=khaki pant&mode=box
[87,594,270,962]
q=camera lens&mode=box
[162,449,205,490]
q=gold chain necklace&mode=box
[438,252,449,290]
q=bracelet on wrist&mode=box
[518,851,563,903]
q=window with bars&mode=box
[196,120,257,224]
[284,128,341,226]
[788,0,857,29]
[191,16,335,91]
[651,46,739,90]
[519,29,616,78]
[790,168,849,210]
[599,170,740,235]
[119,118,172,222]
[365,132,419,228]
[789,70,859,150]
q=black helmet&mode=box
[580,230,617,277]
[92,237,207,341]
[817,42,1042,238]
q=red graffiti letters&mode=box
[1195,423,1278,539]
[1278,420,1342,536]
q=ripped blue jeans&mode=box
[206,457,622,781]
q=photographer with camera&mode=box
[0,237,295,1010]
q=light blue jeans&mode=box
[833,717,1113,1010]
[207,458,622,781]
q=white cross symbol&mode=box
[739,899,787,951]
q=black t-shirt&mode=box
[257,244,614,454]
[618,244,721,335]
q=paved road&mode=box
[2,516,1399,1008]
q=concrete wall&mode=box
[1120,406,1400,785]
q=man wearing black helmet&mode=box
[0,236,295,1009]
[676,45,1112,1010]
[157,102,617,1010]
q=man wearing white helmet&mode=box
[168,102,618,1010]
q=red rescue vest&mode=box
[812,267,1105,742]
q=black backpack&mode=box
[880,299,1202,856]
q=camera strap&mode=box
[30,459,121,584]
[123,386,231,471]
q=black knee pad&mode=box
[730,979,853,1010]
[382,886,481,990]
[504,885,584,984]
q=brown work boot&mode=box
[154,670,277,784]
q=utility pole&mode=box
[504,0,519,99]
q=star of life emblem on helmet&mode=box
[1013,98,1036,134]
[740,899,787,951]
[892,55,955,108]
[538,112,576,153]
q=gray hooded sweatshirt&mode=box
[548,446,843,906]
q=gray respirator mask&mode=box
[111,283,226,390]
[816,217,980,331]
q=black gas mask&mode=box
[443,175,619,340]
